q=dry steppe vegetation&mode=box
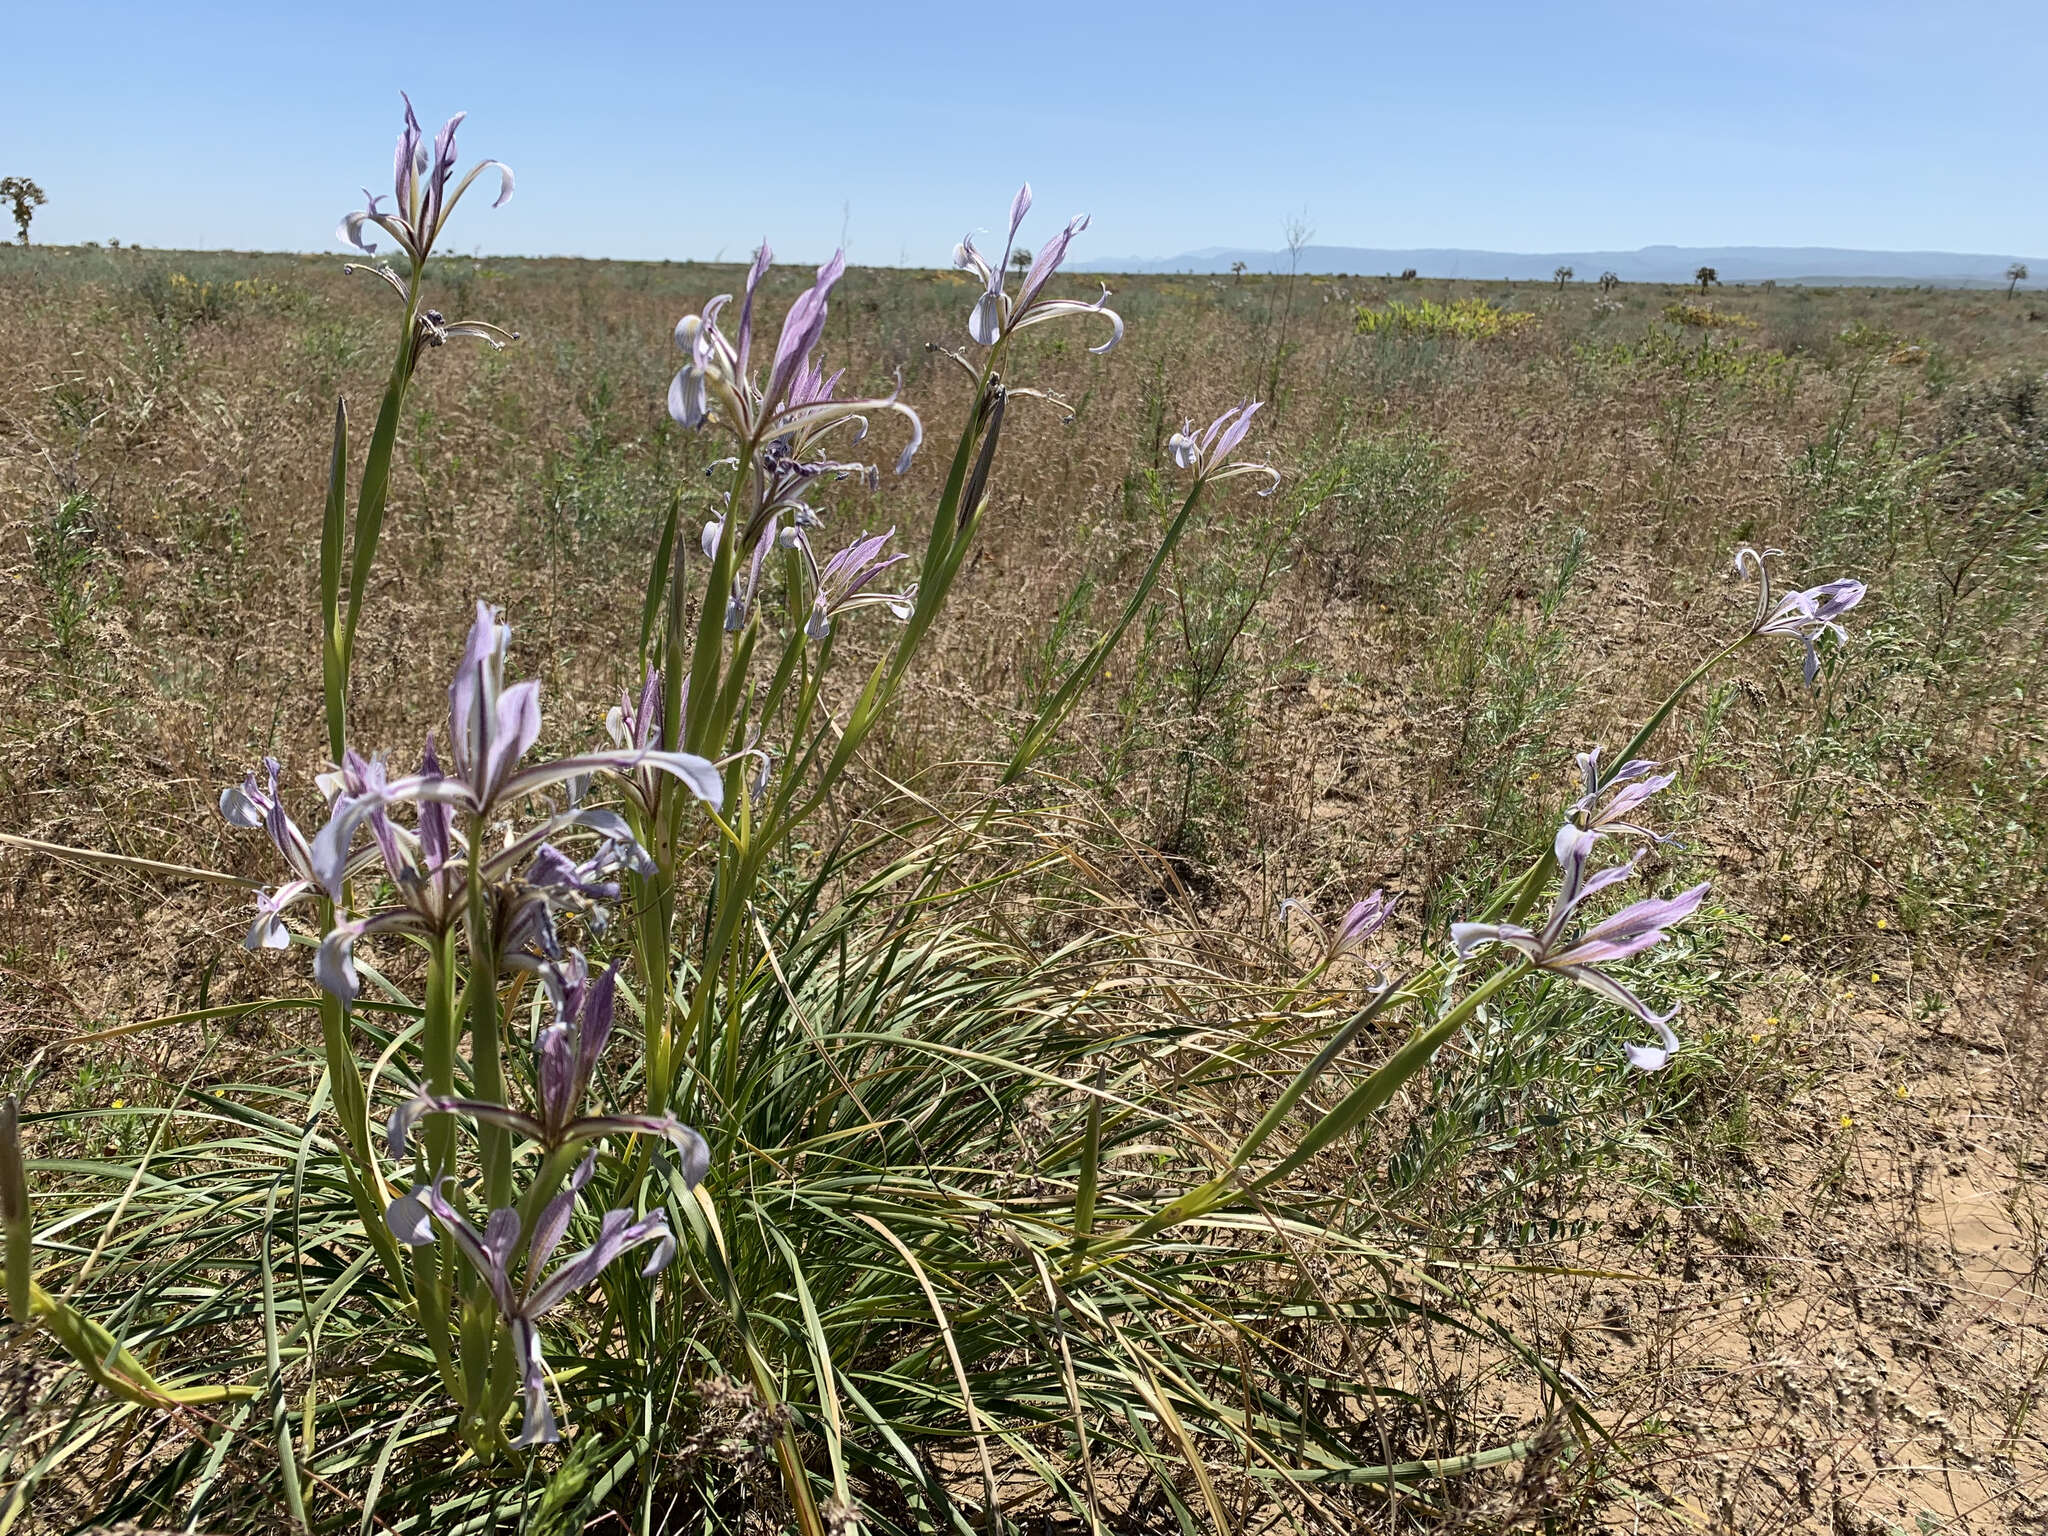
[2,242,2045,1533]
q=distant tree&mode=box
[1695,265,1718,293]
[2007,261,2029,298]
[1553,265,1574,289]
[1230,259,1247,284]
[1399,267,1417,280]
[1598,270,1620,293]
[0,177,46,245]
[1010,247,1032,274]
[1760,278,1776,293]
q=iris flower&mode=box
[224,604,724,1003]
[219,757,374,951]
[312,602,721,865]
[668,245,922,475]
[800,529,915,642]
[386,1151,680,1446]
[387,955,710,1173]
[1569,747,1677,843]
[1167,402,1280,494]
[954,184,1123,353]
[336,92,512,267]
[1281,888,1399,970]
[1734,546,1867,686]
[1452,825,1710,1070]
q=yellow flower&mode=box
[1779,933,1793,942]
[1895,1085,1910,1100]
[111,1098,126,1109]
[1870,972,1880,984]
[1840,1115,1854,1128]
[1765,1015,1779,1026]
[1749,1033,1761,1044]
[1875,918,1888,930]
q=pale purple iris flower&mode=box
[1569,747,1677,844]
[1166,402,1280,495]
[1280,886,1401,979]
[1329,889,1400,960]
[387,955,711,1176]
[385,1151,681,1446]
[1734,546,1867,687]
[219,757,375,951]
[310,602,721,884]
[306,753,647,1006]
[801,529,915,642]
[954,184,1123,354]
[1451,825,1710,1071]
[336,92,512,267]
[230,603,723,1004]
[667,246,923,476]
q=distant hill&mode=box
[1085,244,2046,288]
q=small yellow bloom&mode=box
[1766,1016,1779,1026]
[1750,1033,1761,1044]
[1779,933,1793,943]
[111,1098,126,1109]
[1840,1115,1855,1128]
[1875,918,1888,930]
[1895,1085,1910,1099]
[1870,972,1880,984]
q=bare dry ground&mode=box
[2,245,2044,1531]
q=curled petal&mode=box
[1553,962,1681,1031]
[1625,1016,1683,1072]
[1206,461,1282,496]
[496,749,724,813]
[1010,291,1124,354]
[1450,920,1543,962]
[953,234,993,288]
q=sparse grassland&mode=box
[2,246,2045,1533]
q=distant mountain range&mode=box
[1084,244,2045,288]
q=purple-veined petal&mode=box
[536,1023,578,1131]
[413,1177,518,1314]
[484,679,543,803]
[764,250,847,414]
[482,1205,522,1277]
[526,1209,675,1314]
[576,965,618,1082]
[1007,183,1033,244]
[1550,882,1711,968]
[1211,399,1264,461]
[386,1093,546,1158]
[953,233,992,287]
[527,1148,599,1278]
[1014,213,1090,313]
[561,1116,708,1185]
[735,240,772,377]
[449,601,509,787]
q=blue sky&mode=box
[4,1,2041,263]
